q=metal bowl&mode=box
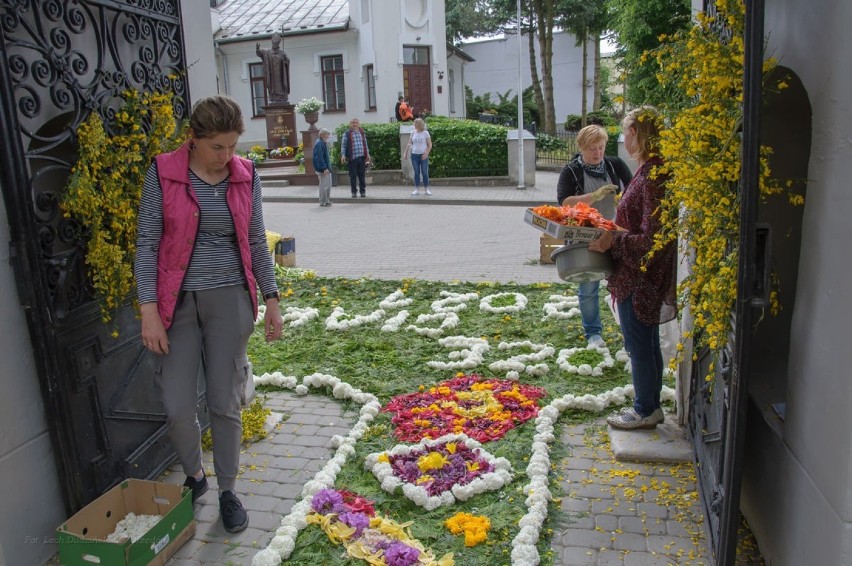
[550,243,613,283]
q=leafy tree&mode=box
[606,0,691,105]
[446,0,509,43]
[558,0,610,124]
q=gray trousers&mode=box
[317,171,332,204]
[153,284,254,492]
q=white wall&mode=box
[0,188,66,566]
[710,0,852,564]
[181,0,218,101]
[461,31,594,127]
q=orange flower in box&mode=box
[529,202,618,231]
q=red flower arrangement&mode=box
[382,374,546,442]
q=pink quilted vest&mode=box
[154,143,258,329]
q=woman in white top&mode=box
[404,118,433,195]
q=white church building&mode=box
[211,0,471,147]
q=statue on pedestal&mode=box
[256,32,290,104]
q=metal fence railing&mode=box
[535,131,578,167]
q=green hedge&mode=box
[333,118,509,178]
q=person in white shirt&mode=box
[404,118,433,195]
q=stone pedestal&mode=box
[302,129,318,176]
[262,103,297,149]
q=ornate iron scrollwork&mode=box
[0,0,188,318]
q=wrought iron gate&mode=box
[689,0,766,564]
[0,0,202,514]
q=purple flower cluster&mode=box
[390,441,496,496]
[384,540,421,565]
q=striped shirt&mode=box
[135,162,278,305]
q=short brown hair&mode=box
[576,124,608,151]
[189,95,245,138]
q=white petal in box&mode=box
[523,208,604,241]
[56,479,195,566]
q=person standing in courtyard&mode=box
[313,127,333,206]
[556,124,632,349]
[340,117,371,198]
[135,95,284,532]
[588,108,676,430]
[404,117,433,195]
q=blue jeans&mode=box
[617,295,663,417]
[411,153,429,188]
[578,281,602,339]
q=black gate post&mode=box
[717,0,765,564]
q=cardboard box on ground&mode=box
[56,479,195,566]
[266,230,296,267]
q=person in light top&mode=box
[404,118,433,195]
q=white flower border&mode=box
[406,311,460,338]
[379,289,413,309]
[427,335,491,370]
[431,291,479,313]
[380,310,410,332]
[364,433,513,512]
[541,294,581,320]
[510,384,677,564]
[251,372,380,566]
[480,292,528,314]
[488,340,555,379]
[324,306,386,331]
[556,345,615,376]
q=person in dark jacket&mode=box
[556,124,633,349]
[313,127,333,206]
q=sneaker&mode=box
[587,334,606,349]
[606,408,660,430]
[425,188,432,195]
[360,193,366,198]
[183,474,208,504]
[651,407,665,425]
[219,490,249,533]
[351,193,357,198]
[326,202,333,207]
[411,189,421,195]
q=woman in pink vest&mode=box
[135,95,283,533]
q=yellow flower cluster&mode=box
[62,90,184,331]
[650,0,793,370]
[445,512,490,547]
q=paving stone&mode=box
[623,552,678,566]
[598,548,628,565]
[646,533,701,556]
[636,501,670,519]
[270,455,310,470]
[555,528,613,549]
[611,531,649,552]
[561,497,592,513]
[595,514,619,532]
[620,515,667,536]
[591,499,639,517]
[239,494,281,512]
[557,546,597,564]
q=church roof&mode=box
[214,0,350,43]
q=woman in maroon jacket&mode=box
[588,107,676,430]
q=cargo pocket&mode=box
[235,354,255,407]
